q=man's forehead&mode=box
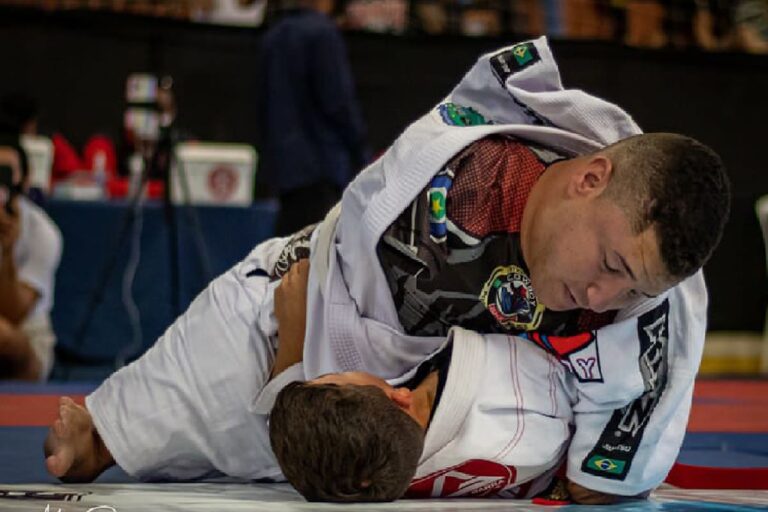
[635,225,675,295]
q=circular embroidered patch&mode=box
[480,265,544,331]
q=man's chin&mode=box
[542,301,575,312]
[538,290,578,312]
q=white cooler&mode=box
[20,135,54,194]
[171,142,257,206]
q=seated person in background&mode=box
[0,138,63,381]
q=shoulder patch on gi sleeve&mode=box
[580,299,670,481]
[489,42,541,86]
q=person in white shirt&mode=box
[0,140,62,381]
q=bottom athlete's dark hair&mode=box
[269,381,424,502]
[602,133,730,279]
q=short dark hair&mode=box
[0,134,29,184]
[269,381,424,502]
[602,133,730,279]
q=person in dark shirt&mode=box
[258,0,369,236]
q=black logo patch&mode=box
[489,42,541,86]
[581,299,670,481]
[272,223,317,279]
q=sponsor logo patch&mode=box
[407,459,517,498]
[272,223,316,279]
[437,103,490,127]
[581,300,670,481]
[480,265,544,331]
[523,331,603,382]
[489,42,541,86]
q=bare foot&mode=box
[43,397,113,482]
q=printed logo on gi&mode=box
[489,42,541,86]
[427,171,454,243]
[207,165,239,201]
[580,299,671,482]
[586,456,626,476]
[437,103,490,127]
[480,265,544,331]
[512,44,535,66]
[522,331,603,382]
[406,459,517,498]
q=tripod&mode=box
[62,139,214,378]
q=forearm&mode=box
[0,318,41,380]
[270,329,304,379]
[0,252,32,324]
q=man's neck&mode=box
[410,371,439,431]
[520,159,565,264]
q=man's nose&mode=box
[585,278,626,313]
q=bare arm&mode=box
[0,198,38,324]
[0,315,41,380]
[271,259,310,378]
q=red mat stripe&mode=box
[688,380,768,433]
[0,395,85,427]
[666,463,768,490]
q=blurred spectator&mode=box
[624,0,667,47]
[694,0,736,50]
[735,0,768,53]
[343,0,407,33]
[412,0,449,34]
[0,136,62,381]
[259,0,369,236]
[562,0,615,40]
[665,0,696,47]
[191,0,266,26]
[510,0,546,36]
[461,0,503,36]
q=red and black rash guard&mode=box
[377,135,616,340]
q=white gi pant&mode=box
[85,238,288,482]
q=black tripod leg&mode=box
[163,180,181,318]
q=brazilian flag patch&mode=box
[489,42,541,86]
[585,456,626,476]
[427,173,453,243]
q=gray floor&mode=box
[1,484,767,511]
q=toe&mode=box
[45,454,63,477]
[53,418,68,438]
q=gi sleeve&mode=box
[566,271,708,496]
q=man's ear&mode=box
[387,387,413,410]
[571,155,613,198]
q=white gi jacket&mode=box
[302,36,709,496]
